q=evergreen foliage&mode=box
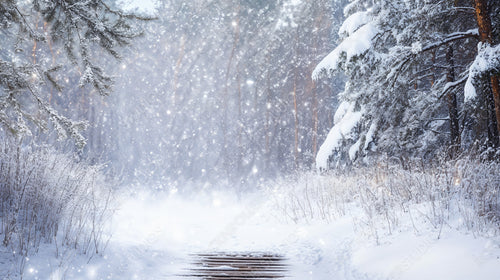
[0,0,148,148]
[315,0,500,169]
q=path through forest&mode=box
[94,189,357,279]
[19,188,500,279]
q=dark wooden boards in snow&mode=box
[182,252,289,279]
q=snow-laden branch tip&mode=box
[313,22,379,80]
[338,10,371,36]
[343,0,363,17]
[465,42,500,102]
[441,74,468,98]
[316,101,363,170]
[411,42,422,54]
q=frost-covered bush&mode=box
[270,156,500,239]
[0,142,113,260]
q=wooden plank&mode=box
[181,252,289,279]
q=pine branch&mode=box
[421,29,479,53]
[439,74,469,100]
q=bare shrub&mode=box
[0,141,113,270]
[269,156,500,239]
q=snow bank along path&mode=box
[20,188,500,279]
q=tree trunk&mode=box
[312,80,318,158]
[222,3,240,173]
[474,0,500,141]
[172,35,185,106]
[430,49,436,86]
[474,0,493,43]
[446,46,460,156]
[293,68,299,169]
[491,76,500,139]
[236,65,242,174]
[265,64,271,170]
[292,28,300,169]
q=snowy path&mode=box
[87,190,362,279]
[20,188,500,280]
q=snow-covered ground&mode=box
[8,184,500,280]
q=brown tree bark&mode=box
[492,75,500,138]
[311,1,322,162]
[474,0,493,43]
[474,0,500,139]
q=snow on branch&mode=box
[420,29,479,53]
[338,10,371,36]
[316,101,363,170]
[465,42,500,102]
[313,22,379,80]
[386,29,479,88]
[440,74,468,99]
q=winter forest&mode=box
[1,0,500,279]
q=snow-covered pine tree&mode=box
[470,0,500,145]
[0,0,148,147]
[314,0,499,169]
